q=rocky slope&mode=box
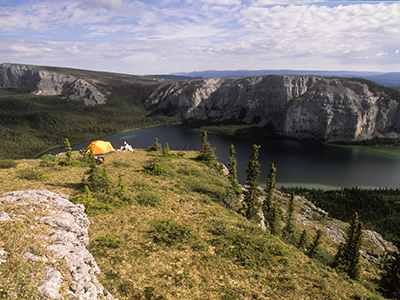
[0,63,106,105]
[0,190,116,299]
[146,75,400,141]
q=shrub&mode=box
[17,167,49,181]
[177,151,186,157]
[161,143,171,156]
[142,156,167,175]
[110,160,131,168]
[70,187,116,216]
[148,137,162,152]
[92,233,123,251]
[136,191,162,207]
[132,180,154,191]
[151,218,197,245]
[210,221,288,268]
[70,183,133,216]
[0,159,18,169]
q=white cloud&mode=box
[0,0,399,73]
[199,0,241,5]
[252,0,326,5]
[396,50,399,54]
[82,0,129,11]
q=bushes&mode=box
[70,153,134,215]
[0,159,18,169]
[91,233,123,251]
[210,219,289,268]
[142,156,168,176]
[17,167,49,181]
[136,191,162,207]
[151,218,197,245]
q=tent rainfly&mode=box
[86,140,115,155]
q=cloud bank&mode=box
[0,0,399,74]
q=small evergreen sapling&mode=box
[64,138,72,166]
[148,137,162,152]
[162,142,171,156]
[196,131,217,165]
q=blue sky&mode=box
[0,0,399,75]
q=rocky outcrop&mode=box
[63,79,106,105]
[0,190,116,300]
[146,75,400,141]
[0,63,106,105]
[294,192,395,262]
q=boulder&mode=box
[0,190,116,300]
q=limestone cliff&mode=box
[0,63,106,105]
[146,75,400,141]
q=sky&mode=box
[0,0,399,75]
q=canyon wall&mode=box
[146,75,400,140]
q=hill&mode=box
[172,69,400,87]
[0,146,398,299]
[0,63,179,159]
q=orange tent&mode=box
[86,140,115,155]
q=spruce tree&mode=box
[243,144,261,223]
[297,229,309,251]
[162,142,171,156]
[379,228,400,299]
[263,163,282,235]
[196,131,217,165]
[64,138,72,166]
[308,229,323,259]
[227,144,241,195]
[333,212,364,280]
[282,193,297,241]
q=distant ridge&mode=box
[172,69,400,87]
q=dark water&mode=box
[46,124,400,189]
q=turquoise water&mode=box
[46,124,400,189]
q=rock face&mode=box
[0,190,116,300]
[63,78,106,105]
[0,63,106,105]
[146,75,400,141]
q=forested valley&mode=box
[0,86,180,159]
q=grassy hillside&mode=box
[0,146,396,299]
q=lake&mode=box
[46,124,400,189]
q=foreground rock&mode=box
[146,75,400,141]
[0,190,116,300]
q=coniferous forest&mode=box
[280,186,400,241]
[0,86,180,159]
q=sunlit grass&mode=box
[0,149,387,299]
